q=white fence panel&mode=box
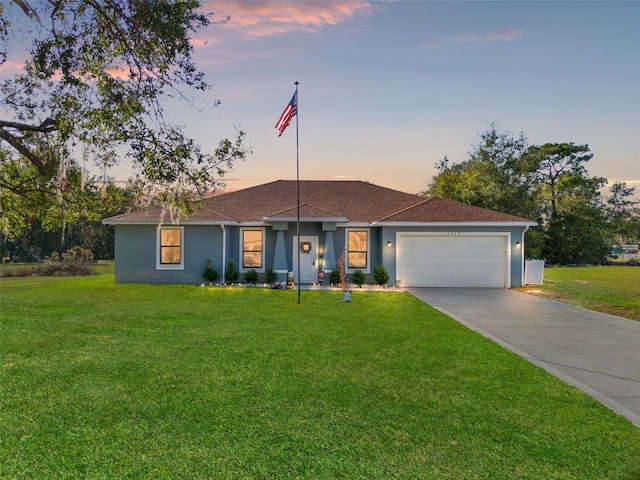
[525,260,545,285]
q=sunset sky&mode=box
[4,1,640,195]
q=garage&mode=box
[396,233,510,288]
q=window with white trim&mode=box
[157,226,184,270]
[346,228,369,272]
[241,228,264,271]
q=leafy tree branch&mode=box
[1,0,245,236]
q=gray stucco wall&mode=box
[113,223,527,287]
[114,224,223,284]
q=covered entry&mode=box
[396,233,510,288]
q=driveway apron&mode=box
[406,288,640,428]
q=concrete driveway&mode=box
[406,288,640,428]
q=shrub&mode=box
[225,259,239,284]
[62,246,93,263]
[373,265,390,286]
[0,259,95,277]
[244,269,259,285]
[35,263,94,276]
[1,263,94,277]
[45,252,61,263]
[265,267,278,284]
[329,268,341,286]
[202,259,219,283]
[352,268,365,287]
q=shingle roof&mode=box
[375,196,533,223]
[264,203,347,222]
[104,180,535,225]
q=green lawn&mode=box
[1,275,639,479]
[519,266,640,321]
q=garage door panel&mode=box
[397,235,508,288]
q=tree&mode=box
[0,160,143,261]
[424,125,543,255]
[0,0,249,236]
[424,128,613,265]
[425,125,535,219]
[606,181,640,246]
[524,143,609,264]
[0,146,102,240]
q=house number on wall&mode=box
[447,232,460,236]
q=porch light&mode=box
[387,241,392,247]
[516,242,521,247]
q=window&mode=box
[157,226,184,270]
[347,229,369,271]
[241,228,264,270]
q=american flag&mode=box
[275,91,297,137]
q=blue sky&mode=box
[4,1,640,195]
[178,0,639,195]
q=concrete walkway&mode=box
[406,288,640,428]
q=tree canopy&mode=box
[0,0,248,238]
[424,125,639,265]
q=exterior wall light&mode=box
[387,241,392,247]
[516,241,521,246]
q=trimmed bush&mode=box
[202,259,219,283]
[328,268,341,286]
[373,265,390,286]
[352,268,365,287]
[244,269,259,285]
[265,267,278,284]
[224,259,240,284]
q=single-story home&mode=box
[103,180,537,288]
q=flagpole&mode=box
[295,81,301,304]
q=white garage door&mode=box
[397,234,509,288]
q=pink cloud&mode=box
[0,59,27,74]
[200,1,379,37]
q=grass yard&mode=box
[519,266,640,321]
[1,275,639,479]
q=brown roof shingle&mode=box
[104,180,535,225]
[376,196,533,223]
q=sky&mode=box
[4,1,640,195]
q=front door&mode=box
[293,236,318,284]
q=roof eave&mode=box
[102,219,239,226]
[372,221,538,227]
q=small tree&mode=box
[352,268,365,287]
[265,267,278,284]
[373,265,390,286]
[243,269,259,285]
[202,259,219,284]
[225,259,239,284]
[336,248,348,291]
